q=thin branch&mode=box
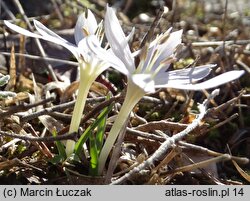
[178,141,249,164]
[0,158,43,172]
[165,154,231,175]
[80,95,122,126]
[20,96,106,122]
[24,123,53,158]
[191,39,250,47]
[140,6,168,48]
[49,111,72,123]
[1,52,78,66]
[236,60,250,74]
[204,113,239,134]
[0,96,55,118]
[0,0,16,20]
[207,90,245,114]
[20,100,75,122]
[135,120,187,132]
[0,130,77,142]
[126,127,166,142]
[50,0,64,22]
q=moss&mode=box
[174,58,195,69]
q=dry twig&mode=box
[0,130,77,142]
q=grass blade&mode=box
[52,129,67,160]
[74,102,113,156]
[96,95,111,154]
[89,132,98,176]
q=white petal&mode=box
[74,9,98,44]
[162,29,183,54]
[131,74,155,93]
[74,14,86,44]
[126,27,135,42]
[156,70,245,90]
[153,30,183,70]
[85,9,98,34]
[78,35,129,75]
[5,20,79,59]
[33,20,79,59]
[155,64,216,85]
[76,38,110,77]
[4,20,42,38]
[88,56,110,76]
[130,29,171,58]
[155,65,215,85]
[103,49,129,75]
[33,20,68,42]
[105,6,135,73]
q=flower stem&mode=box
[65,65,93,156]
[98,81,145,174]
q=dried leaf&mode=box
[39,115,64,134]
[60,80,79,102]
[60,80,109,103]
[18,35,26,73]
[91,81,109,96]
[17,74,34,91]
[5,45,16,91]
[44,80,69,96]
[0,158,19,171]
[32,74,42,102]
[232,160,250,182]
[32,77,64,132]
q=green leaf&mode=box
[48,154,64,165]
[96,94,111,154]
[74,99,113,156]
[52,129,67,160]
[89,131,98,176]
[67,153,82,163]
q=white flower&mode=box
[4,9,122,156]
[97,6,245,174]
[4,9,98,60]
[104,6,245,92]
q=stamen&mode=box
[135,42,150,73]
[158,31,171,44]
[151,57,176,78]
[82,27,90,36]
[95,20,104,42]
[144,47,160,74]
